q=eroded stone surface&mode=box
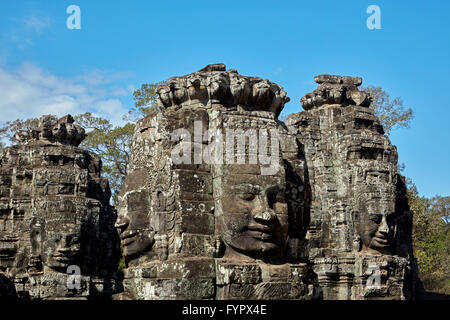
[300,74,370,110]
[155,63,290,118]
[14,115,86,147]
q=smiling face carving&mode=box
[115,213,155,264]
[216,167,289,261]
[43,223,82,271]
[115,186,155,265]
[355,199,396,255]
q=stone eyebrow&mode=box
[265,185,284,195]
[386,211,396,217]
[368,213,382,217]
[230,184,262,193]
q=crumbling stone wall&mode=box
[0,115,120,299]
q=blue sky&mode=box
[0,0,449,198]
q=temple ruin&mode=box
[0,65,417,300]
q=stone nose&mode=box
[58,235,71,252]
[378,216,389,234]
[253,211,277,223]
[115,215,130,233]
[251,195,276,223]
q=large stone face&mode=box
[114,64,319,300]
[0,115,120,299]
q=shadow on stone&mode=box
[0,273,18,299]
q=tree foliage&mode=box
[73,112,135,205]
[428,196,450,224]
[407,180,450,293]
[361,85,414,136]
[126,82,162,121]
[0,118,40,145]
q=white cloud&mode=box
[0,55,6,67]
[2,14,53,50]
[110,87,129,97]
[0,63,131,127]
[77,70,132,86]
[24,15,52,33]
[93,99,128,126]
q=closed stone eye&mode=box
[370,215,381,224]
[238,193,256,201]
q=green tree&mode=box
[74,112,135,205]
[75,84,161,204]
[428,196,450,224]
[126,82,162,121]
[407,180,450,294]
[0,118,40,145]
[361,85,414,136]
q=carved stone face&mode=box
[43,222,81,271]
[115,213,154,263]
[356,200,396,255]
[216,167,289,260]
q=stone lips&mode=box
[155,63,290,118]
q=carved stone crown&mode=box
[14,114,86,147]
[156,63,290,117]
[300,74,372,110]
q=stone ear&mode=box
[213,236,225,258]
[353,236,362,252]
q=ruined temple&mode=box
[0,115,120,299]
[0,65,417,300]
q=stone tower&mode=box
[0,115,120,299]
[286,75,416,299]
[114,64,319,300]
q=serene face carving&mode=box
[43,223,81,271]
[217,170,289,261]
[356,200,396,255]
[115,213,154,263]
